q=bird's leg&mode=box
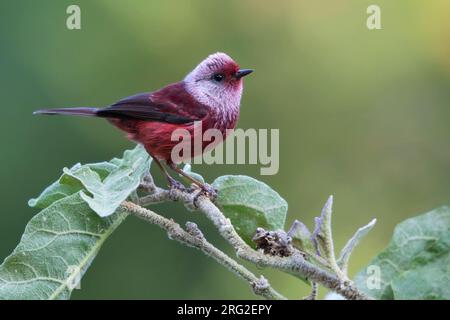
[150,156,186,191]
[167,162,218,199]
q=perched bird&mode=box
[34,52,253,195]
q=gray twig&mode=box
[121,201,286,300]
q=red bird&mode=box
[34,52,253,195]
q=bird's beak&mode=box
[235,69,254,79]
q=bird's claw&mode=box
[201,184,218,200]
[192,183,218,207]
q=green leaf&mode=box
[212,175,288,245]
[29,145,150,214]
[28,162,118,210]
[61,145,150,217]
[311,196,343,276]
[0,144,150,299]
[0,193,127,300]
[289,220,316,254]
[337,218,376,275]
[354,206,450,300]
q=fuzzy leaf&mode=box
[0,193,127,299]
[213,175,287,245]
[312,197,336,260]
[1,145,150,299]
[289,220,316,254]
[337,218,376,274]
[354,206,450,300]
[28,162,118,210]
[63,145,151,217]
[311,196,346,277]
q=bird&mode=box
[34,52,253,196]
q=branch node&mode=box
[251,275,270,295]
[139,173,156,193]
[252,227,294,257]
[185,221,205,240]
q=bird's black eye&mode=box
[212,73,225,82]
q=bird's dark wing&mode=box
[97,84,207,124]
[97,93,196,124]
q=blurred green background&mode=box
[0,0,449,299]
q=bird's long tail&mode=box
[33,107,100,117]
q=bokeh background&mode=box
[1,0,449,299]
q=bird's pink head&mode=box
[184,52,253,113]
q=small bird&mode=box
[34,52,253,195]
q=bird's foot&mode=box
[192,183,218,206]
[201,183,218,200]
[168,178,187,200]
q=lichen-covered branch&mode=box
[138,187,373,300]
[120,200,286,300]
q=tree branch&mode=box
[138,187,373,300]
[120,200,286,300]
